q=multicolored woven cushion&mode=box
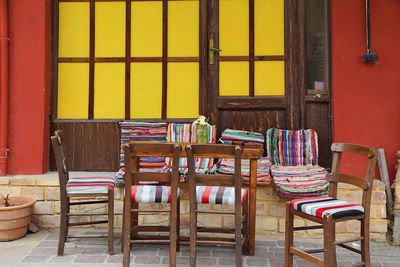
[196,186,248,205]
[291,197,364,219]
[131,185,180,204]
[66,176,115,194]
[219,129,264,149]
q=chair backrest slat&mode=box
[328,143,377,216]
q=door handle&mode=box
[209,37,221,65]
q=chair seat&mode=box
[196,186,248,205]
[132,185,180,204]
[66,176,115,194]
[291,197,364,219]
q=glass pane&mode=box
[219,62,249,96]
[306,0,329,92]
[255,0,284,55]
[167,63,199,118]
[59,3,89,57]
[95,2,126,57]
[220,0,249,56]
[255,61,285,96]
[132,1,163,57]
[168,1,199,57]
[131,63,162,119]
[94,63,125,119]
[58,63,89,119]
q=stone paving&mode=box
[0,229,400,267]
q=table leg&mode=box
[249,158,257,256]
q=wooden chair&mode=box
[284,143,378,267]
[51,130,114,256]
[186,144,249,267]
[122,142,182,267]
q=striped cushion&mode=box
[131,185,180,204]
[291,197,364,219]
[196,186,248,205]
[66,176,115,194]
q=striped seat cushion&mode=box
[291,197,364,219]
[66,176,115,194]
[196,186,248,205]
[131,185,180,204]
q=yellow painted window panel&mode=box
[131,63,162,119]
[59,3,90,57]
[168,1,199,57]
[131,2,163,57]
[219,62,249,96]
[255,61,285,96]
[58,63,89,119]
[255,0,284,56]
[95,2,126,57]
[94,63,125,119]
[167,63,199,118]
[220,0,249,56]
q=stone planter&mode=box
[0,196,36,241]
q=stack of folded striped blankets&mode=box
[219,129,264,149]
[266,128,329,198]
[216,157,273,185]
[115,122,168,186]
[165,123,217,178]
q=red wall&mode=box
[7,0,51,174]
[331,0,400,181]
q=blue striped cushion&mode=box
[291,197,364,219]
[66,176,115,194]
[196,186,248,205]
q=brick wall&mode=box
[0,173,389,241]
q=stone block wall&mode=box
[0,172,389,241]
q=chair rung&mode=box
[196,210,235,215]
[304,248,324,254]
[197,226,235,234]
[131,225,170,232]
[293,225,323,231]
[69,220,108,226]
[68,213,108,216]
[131,209,170,213]
[196,240,235,246]
[334,237,364,245]
[337,244,362,254]
[131,239,170,244]
[67,234,108,238]
[69,200,108,205]
[290,247,324,267]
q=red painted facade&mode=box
[3,0,400,181]
[331,0,400,180]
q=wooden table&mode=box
[128,142,262,256]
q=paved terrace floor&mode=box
[0,230,399,267]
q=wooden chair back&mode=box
[51,130,69,198]
[327,143,378,219]
[123,142,182,188]
[186,144,242,193]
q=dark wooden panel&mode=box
[305,102,331,168]
[50,122,120,171]
[217,110,286,138]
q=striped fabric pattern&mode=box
[66,176,115,194]
[291,197,364,219]
[219,129,264,149]
[196,186,248,205]
[131,185,180,204]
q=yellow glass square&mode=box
[94,63,125,119]
[59,3,90,57]
[58,63,89,119]
[255,61,285,96]
[131,63,162,119]
[167,63,199,118]
[219,62,249,96]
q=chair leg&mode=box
[284,204,294,267]
[122,196,132,267]
[131,203,139,239]
[361,219,371,267]
[57,199,68,256]
[323,220,337,267]
[235,201,243,267]
[242,197,249,256]
[176,197,181,252]
[121,194,125,253]
[107,190,114,255]
[170,197,177,267]
[189,201,197,267]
